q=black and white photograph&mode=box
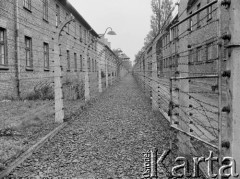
[0,0,239,178]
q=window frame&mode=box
[56,4,60,27]
[23,0,31,11]
[43,0,48,21]
[206,43,213,61]
[67,50,70,71]
[196,46,202,62]
[79,25,82,42]
[189,49,193,64]
[25,36,33,69]
[207,0,213,21]
[197,3,201,28]
[0,28,7,67]
[74,53,77,72]
[80,54,83,71]
[189,12,193,31]
[84,29,87,44]
[43,42,49,70]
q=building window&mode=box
[67,50,70,71]
[188,12,193,31]
[0,28,7,66]
[79,25,82,42]
[196,47,202,62]
[207,0,212,21]
[56,4,60,27]
[197,4,201,28]
[189,49,193,63]
[206,43,212,61]
[74,53,77,71]
[175,55,179,67]
[43,0,48,21]
[25,36,32,68]
[80,55,83,71]
[84,29,87,44]
[23,0,31,11]
[43,42,49,69]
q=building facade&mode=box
[0,0,101,99]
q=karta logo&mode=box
[142,148,239,178]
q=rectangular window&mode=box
[206,43,212,61]
[79,25,82,42]
[189,50,193,63]
[196,47,201,62]
[56,4,60,27]
[43,0,48,21]
[74,22,77,36]
[84,29,87,44]
[67,50,70,71]
[0,28,7,66]
[175,55,178,67]
[80,55,83,71]
[43,42,49,69]
[197,4,201,28]
[74,53,77,71]
[189,12,193,31]
[207,0,212,21]
[23,0,31,10]
[25,36,32,68]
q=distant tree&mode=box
[144,0,173,46]
[135,0,173,64]
[151,0,173,36]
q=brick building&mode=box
[0,0,110,99]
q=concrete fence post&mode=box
[84,50,90,101]
[53,17,74,123]
[54,42,64,123]
[221,0,240,177]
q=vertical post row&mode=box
[221,0,240,177]
[217,1,223,177]
[54,42,64,123]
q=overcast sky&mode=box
[68,0,177,62]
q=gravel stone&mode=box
[8,75,173,178]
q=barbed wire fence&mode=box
[0,1,123,176]
[133,0,240,178]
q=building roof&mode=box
[187,0,198,11]
[58,0,99,37]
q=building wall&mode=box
[0,0,16,98]
[0,0,99,99]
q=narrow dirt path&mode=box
[9,74,172,179]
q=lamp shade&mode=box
[107,30,117,35]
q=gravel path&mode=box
[8,74,173,179]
